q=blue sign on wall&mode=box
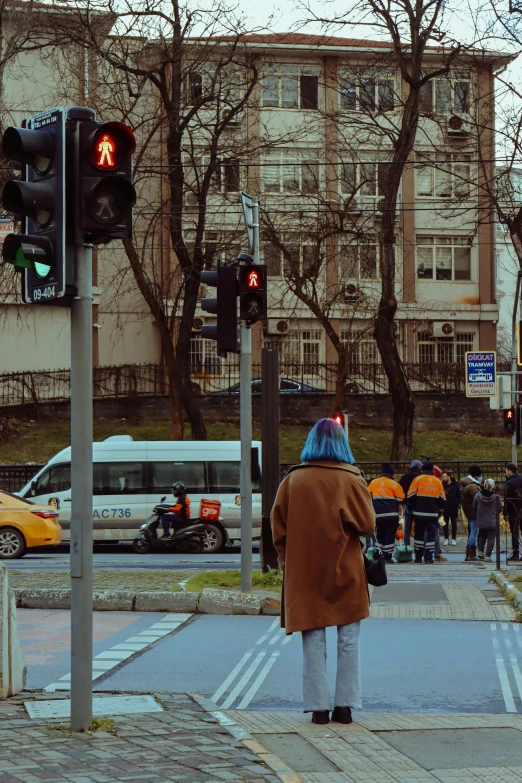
[465,351,496,397]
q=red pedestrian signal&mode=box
[247,269,260,289]
[333,413,344,427]
[504,407,516,435]
[89,123,135,170]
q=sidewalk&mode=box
[226,708,522,783]
[0,691,282,783]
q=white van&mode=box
[18,436,262,553]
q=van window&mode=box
[151,462,207,494]
[209,461,261,493]
[93,463,146,495]
[33,464,71,495]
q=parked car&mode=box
[0,491,61,559]
[213,378,325,395]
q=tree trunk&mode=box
[162,334,183,440]
[176,272,207,439]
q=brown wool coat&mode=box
[271,461,376,634]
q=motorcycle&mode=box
[132,500,208,554]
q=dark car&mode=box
[212,378,326,395]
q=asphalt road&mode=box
[4,544,261,571]
[18,609,522,714]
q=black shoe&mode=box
[311,711,330,725]
[160,533,170,539]
[332,706,352,724]
[508,552,520,562]
[424,558,434,564]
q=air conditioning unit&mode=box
[447,114,471,137]
[192,316,206,333]
[267,319,295,335]
[344,283,363,304]
[433,321,455,337]
[185,191,199,206]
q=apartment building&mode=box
[0,29,516,391]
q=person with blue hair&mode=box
[271,417,375,726]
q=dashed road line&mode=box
[44,613,192,692]
[491,622,518,713]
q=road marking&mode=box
[491,623,517,713]
[221,652,266,709]
[212,653,253,703]
[43,613,190,693]
[502,625,522,703]
[237,652,280,710]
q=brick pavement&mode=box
[227,710,522,783]
[0,692,283,783]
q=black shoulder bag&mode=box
[363,536,387,587]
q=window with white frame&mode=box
[190,335,239,375]
[416,331,474,364]
[339,69,395,112]
[339,238,379,281]
[262,64,319,109]
[263,234,320,278]
[416,153,471,199]
[262,149,319,194]
[416,236,472,281]
[340,153,389,208]
[341,329,379,368]
[419,70,471,114]
[264,330,323,373]
[184,155,241,201]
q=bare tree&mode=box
[300,0,471,459]
[42,0,269,439]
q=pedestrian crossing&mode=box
[43,613,192,692]
[491,622,522,713]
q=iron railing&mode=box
[0,360,511,406]
[0,464,42,493]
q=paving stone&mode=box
[134,592,199,613]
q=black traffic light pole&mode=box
[511,271,522,465]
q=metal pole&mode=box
[342,409,349,443]
[496,509,501,571]
[511,271,522,465]
[239,195,259,593]
[70,115,94,731]
[240,323,252,593]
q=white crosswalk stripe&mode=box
[491,622,520,712]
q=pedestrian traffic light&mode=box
[1,108,67,303]
[238,257,267,323]
[333,412,345,427]
[504,407,516,435]
[78,120,136,244]
[200,261,239,356]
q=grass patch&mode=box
[89,717,116,733]
[185,568,283,594]
[0,416,517,465]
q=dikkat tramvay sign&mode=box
[465,351,496,398]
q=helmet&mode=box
[172,481,185,496]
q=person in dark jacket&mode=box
[474,479,500,562]
[441,470,461,547]
[460,466,482,561]
[368,463,405,561]
[399,460,422,547]
[503,463,522,561]
[407,462,446,564]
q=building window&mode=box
[209,158,241,194]
[341,329,379,368]
[416,153,471,199]
[190,335,239,375]
[416,331,474,363]
[188,71,203,103]
[416,236,472,281]
[419,70,471,114]
[262,65,318,109]
[340,70,395,112]
[339,239,379,280]
[264,330,323,373]
[263,235,320,278]
[262,150,319,194]
[340,153,389,209]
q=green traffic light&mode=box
[13,245,32,270]
[3,233,52,277]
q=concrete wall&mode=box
[1,392,504,436]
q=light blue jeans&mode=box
[301,622,362,712]
[467,518,478,547]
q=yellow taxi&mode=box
[0,491,61,559]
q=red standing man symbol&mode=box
[97,134,115,167]
[248,270,260,288]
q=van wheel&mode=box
[203,524,224,553]
[0,527,26,559]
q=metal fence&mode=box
[0,464,42,493]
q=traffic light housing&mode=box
[239,261,267,323]
[504,407,516,435]
[200,262,239,356]
[2,109,67,303]
[78,120,136,244]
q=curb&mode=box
[191,694,304,783]
[493,570,522,612]
[13,587,282,617]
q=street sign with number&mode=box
[465,351,496,397]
